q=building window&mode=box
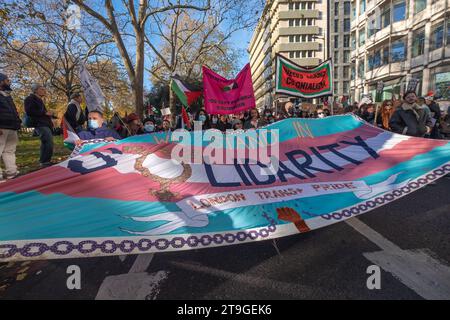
[335,2,339,16]
[334,19,339,32]
[334,67,339,79]
[289,3,293,10]
[344,2,351,15]
[289,51,295,59]
[381,6,390,29]
[414,0,427,14]
[431,23,444,50]
[344,50,350,63]
[334,35,339,48]
[358,58,365,79]
[343,66,350,78]
[359,27,366,46]
[289,35,294,43]
[447,21,450,46]
[412,28,425,57]
[373,50,381,68]
[289,19,294,27]
[391,40,406,62]
[382,47,389,64]
[334,51,339,63]
[351,65,356,80]
[359,0,366,16]
[351,1,356,21]
[343,35,350,47]
[368,16,377,37]
[351,32,356,50]
[343,81,349,92]
[344,18,351,32]
[393,1,406,22]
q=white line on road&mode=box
[95,253,168,300]
[170,260,317,298]
[346,218,450,300]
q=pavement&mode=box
[0,176,449,300]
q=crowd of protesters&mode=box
[349,91,450,139]
[1,70,450,182]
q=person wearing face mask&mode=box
[315,108,325,119]
[194,109,211,130]
[77,110,121,143]
[24,83,56,168]
[0,73,21,182]
[210,115,219,129]
[143,117,156,133]
[390,91,433,137]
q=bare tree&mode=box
[0,0,114,101]
[72,0,211,117]
[145,0,262,115]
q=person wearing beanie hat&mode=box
[0,73,21,182]
[125,113,144,136]
[24,83,55,167]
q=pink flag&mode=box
[202,64,256,114]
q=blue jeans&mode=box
[36,127,54,164]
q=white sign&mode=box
[79,62,105,112]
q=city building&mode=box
[248,0,330,110]
[330,1,353,98]
[350,0,450,105]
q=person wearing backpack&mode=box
[0,73,21,182]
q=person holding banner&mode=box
[389,91,433,137]
[76,110,121,143]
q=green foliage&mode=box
[15,133,71,175]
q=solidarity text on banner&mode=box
[1,115,450,261]
[275,54,333,98]
[202,64,256,114]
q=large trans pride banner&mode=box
[1,115,449,261]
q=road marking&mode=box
[346,217,450,300]
[95,254,167,300]
[128,254,154,273]
[170,260,318,298]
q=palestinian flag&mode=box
[61,117,80,150]
[223,82,238,92]
[170,75,202,107]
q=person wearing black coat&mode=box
[24,84,55,167]
[389,91,433,137]
[216,115,232,132]
[0,73,21,181]
[64,92,86,132]
[424,95,442,139]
